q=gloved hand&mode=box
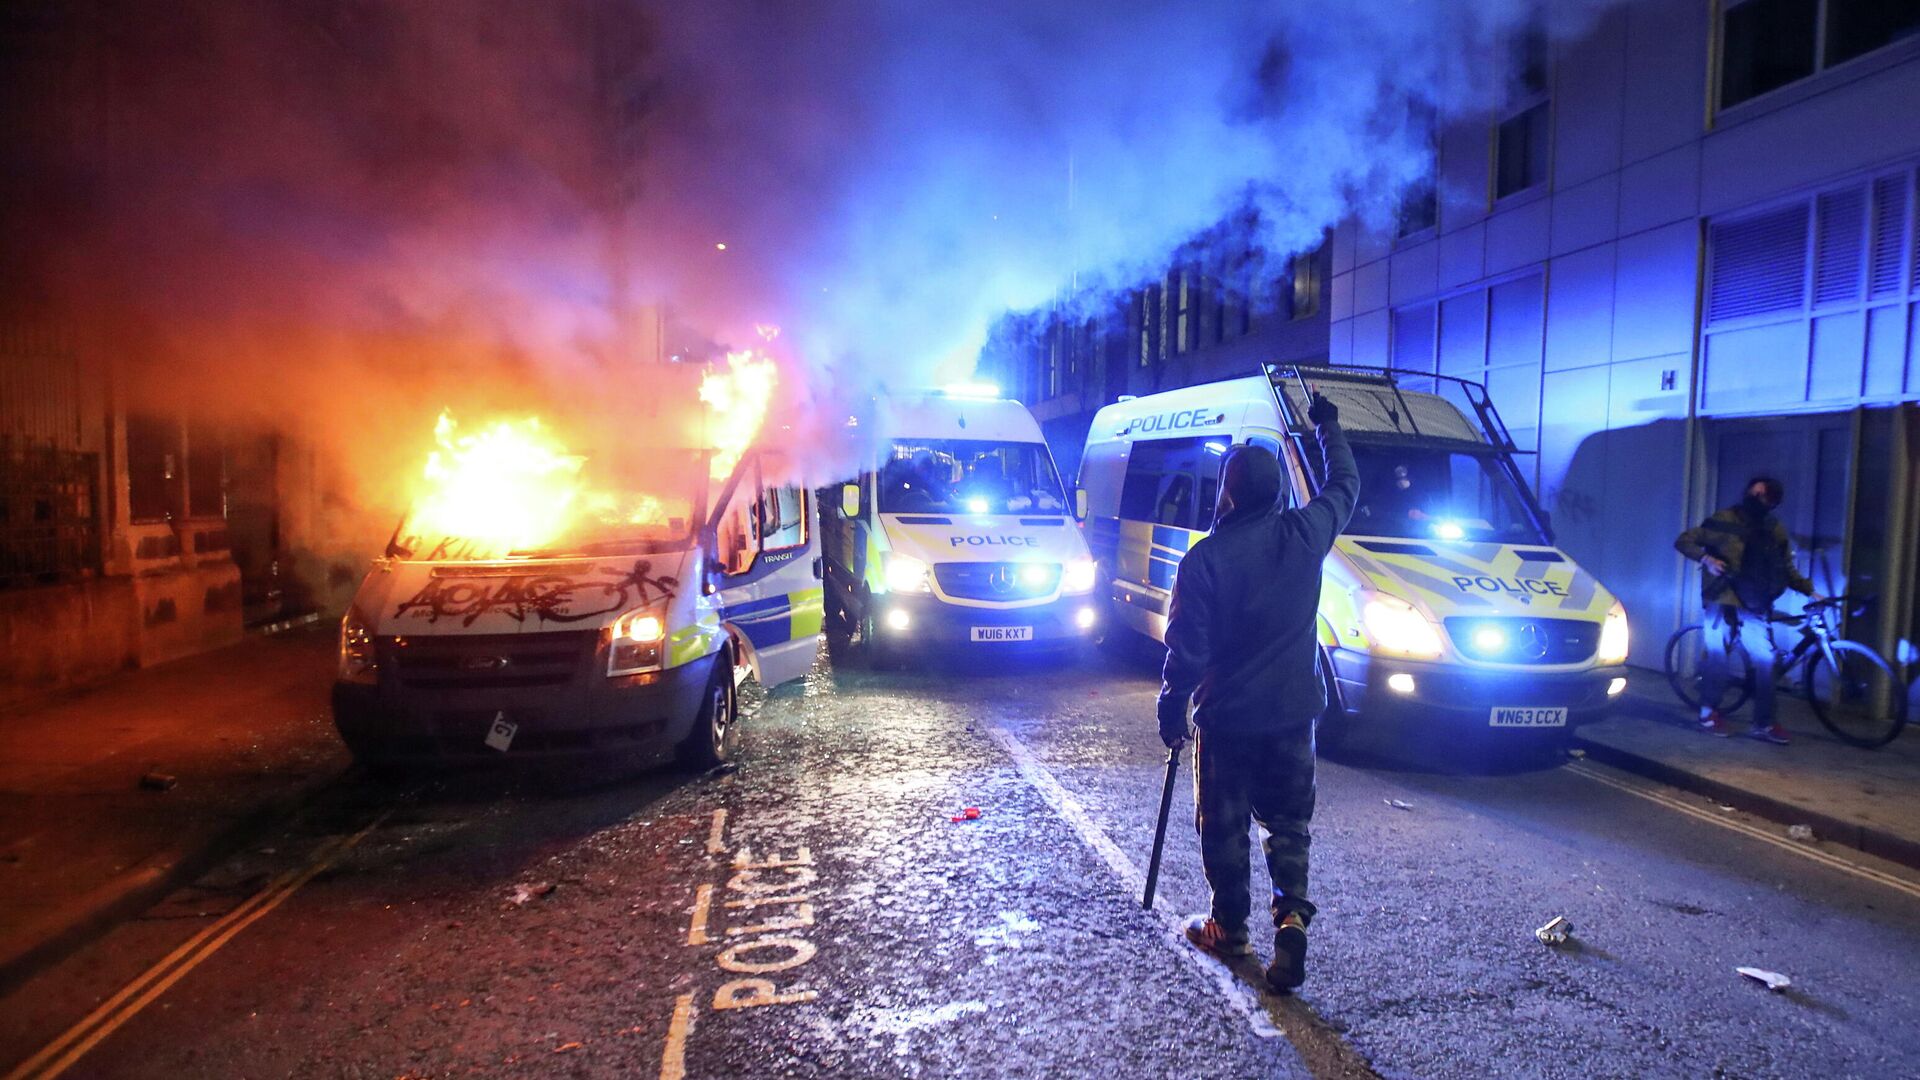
[1157,696,1189,749]
[1307,391,1339,426]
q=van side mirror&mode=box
[1074,489,1088,521]
[840,483,860,518]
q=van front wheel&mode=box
[678,651,738,769]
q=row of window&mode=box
[126,413,225,523]
[1396,1,1920,241]
[1012,246,1325,404]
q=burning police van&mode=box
[819,385,1101,663]
[1078,364,1630,744]
[332,389,823,771]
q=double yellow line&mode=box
[5,812,390,1080]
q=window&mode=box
[1397,174,1438,237]
[760,485,808,552]
[1347,444,1545,543]
[185,421,225,519]
[1719,0,1919,110]
[1119,436,1226,530]
[1174,270,1195,355]
[879,440,1068,515]
[126,413,179,523]
[1137,286,1160,368]
[1287,249,1323,320]
[1494,25,1550,200]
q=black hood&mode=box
[1214,444,1283,529]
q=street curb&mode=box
[1570,735,1920,873]
[0,764,346,997]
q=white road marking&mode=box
[1565,762,1920,901]
[986,725,1282,1039]
[5,812,389,1080]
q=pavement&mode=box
[1,642,1918,1078]
[0,623,349,994]
[1573,677,1920,869]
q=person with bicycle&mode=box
[1673,477,1819,745]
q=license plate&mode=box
[1489,706,1567,728]
[484,711,518,752]
[971,626,1033,642]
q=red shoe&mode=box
[1699,711,1734,737]
[1748,723,1790,746]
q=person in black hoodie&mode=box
[1157,391,1359,992]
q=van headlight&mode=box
[608,607,668,676]
[884,553,932,594]
[1597,601,1630,665]
[337,606,378,684]
[1061,557,1097,595]
[1361,594,1444,660]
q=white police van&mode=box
[1078,364,1630,742]
[332,447,823,771]
[820,386,1101,663]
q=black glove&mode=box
[1307,392,1338,426]
[1157,695,1189,749]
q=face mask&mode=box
[1742,494,1773,517]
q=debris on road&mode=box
[1384,799,1414,811]
[554,1042,583,1054]
[507,881,557,906]
[1787,824,1815,842]
[138,771,177,791]
[1718,804,1736,813]
[1567,748,1586,759]
[1737,966,1792,992]
[950,807,982,822]
[1535,916,1573,945]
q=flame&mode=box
[409,412,586,553]
[700,348,779,480]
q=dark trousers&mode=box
[1193,728,1318,932]
[1701,604,1779,727]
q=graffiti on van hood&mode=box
[366,553,691,635]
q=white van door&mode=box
[708,453,825,688]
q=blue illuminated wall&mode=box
[1329,0,1920,663]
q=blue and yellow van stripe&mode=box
[721,588,825,651]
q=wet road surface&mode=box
[4,643,1919,1079]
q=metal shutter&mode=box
[1707,205,1809,323]
[1868,173,1909,298]
[1813,186,1865,306]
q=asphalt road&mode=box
[4,641,1918,1079]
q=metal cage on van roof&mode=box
[1265,363,1528,454]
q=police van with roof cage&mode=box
[1077,363,1631,744]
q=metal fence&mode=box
[0,443,101,590]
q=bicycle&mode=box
[1663,596,1908,748]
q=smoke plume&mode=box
[1,0,1608,501]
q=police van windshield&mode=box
[1346,443,1544,544]
[389,450,706,562]
[880,440,1069,515]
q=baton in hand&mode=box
[1142,742,1182,910]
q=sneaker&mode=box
[1748,723,1790,746]
[1184,916,1252,958]
[1699,711,1733,737]
[1267,912,1308,993]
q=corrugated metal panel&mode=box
[1813,186,1865,307]
[0,327,84,451]
[1707,205,1809,323]
[1868,173,1909,299]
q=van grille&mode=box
[1443,617,1598,665]
[934,562,1059,601]
[383,630,597,689]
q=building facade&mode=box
[981,240,1333,483]
[1330,0,1920,667]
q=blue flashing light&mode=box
[1204,441,1228,455]
[942,382,1001,399]
[1433,520,1466,541]
[967,497,990,514]
[1472,627,1508,654]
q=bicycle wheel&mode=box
[1803,641,1907,748]
[1664,625,1752,714]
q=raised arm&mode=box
[1294,394,1359,555]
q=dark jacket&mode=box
[1673,506,1813,614]
[1157,421,1360,735]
